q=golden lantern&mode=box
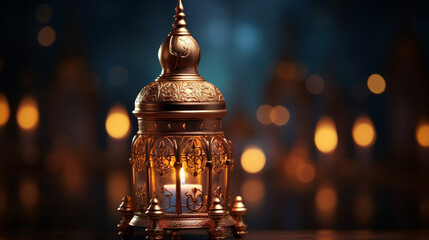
[117,1,247,239]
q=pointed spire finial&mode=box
[173,0,187,29]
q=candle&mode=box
[164,168,202,211]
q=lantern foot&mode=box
[145,198,165,240]
[231,196,248,238]
[208,198,227,240]
[117,196,134,240]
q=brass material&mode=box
[231,196,248,238]
[208,198,227,240]
[117,196,134,240]
[145,198,165,239]
[121,0,247,238]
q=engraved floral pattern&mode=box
[135,81,224,104]
[182,139,206,176]
[131,136,145,173]
[151,140,174,176]
[212,138,227,174]
[185,187,204,211]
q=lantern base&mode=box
[130,212,235,230]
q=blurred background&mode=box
[1,0,429,232]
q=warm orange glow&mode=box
[241,178,265,205]
[256,104,272,125]
[105,105,130,139]
[316,186,337,212]
[38,26,56,47]
[240,145,266,174]
[0,93,10,126]
[17,96,39,131]
[416,123,429,147]
[19,179,39,208]
[35,4,52,23]
[314,117,338,153]
[270,105,290,126]
[367,73,386,94]
[296,162,315,183]
[306,74,324,95]
[352,116,376,147]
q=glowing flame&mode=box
[240,145,266,174]
[314,116,338,153]
[180,168,185,185]
[105,105,130,139]
[352,116,376,147]
[0,93,10,127]
[416,123,429,147]
[17,96,39,131]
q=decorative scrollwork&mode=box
[213,186,224,204]
[183,139,206,176]
[136,185,146,209]
[185,187,204,211]
[158,186,173,210]
[212,138,227,174]
[131,136,145,173]
[151,140,174,176]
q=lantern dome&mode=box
[133,0,226,119]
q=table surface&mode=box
[1,230,429,240]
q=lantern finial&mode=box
[173,0,187,29]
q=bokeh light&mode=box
[306,74,325,94]
[416,123,429,147]
[105,105,131,139]
[352,116,376,147]
[19,179,39,208]
[241,178,265,206]
[314,116,338,153]
[108,66,129,87]
[256,104,272,125]
[240,145,266,174]
[270,105,290,126]
[35,4,52,23]
[37,26,56,47]
[367,73,386,94]
[0,93,10,127]
[315,185,337,212]
[296,162,316,183]
[17,96,39,131]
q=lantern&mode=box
[117,1,248,239]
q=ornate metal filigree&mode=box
[211,138,227,174]
[135,80,225,104]
[185,187,204,211]
[213,186,224,204]
[131,136,145,173]
[151,140,174,176]
[158,186,173,210]
[136,185,146,209]
[183,139,206,176]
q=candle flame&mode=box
[180,168,185,185]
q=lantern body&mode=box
[117,1,247,238]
